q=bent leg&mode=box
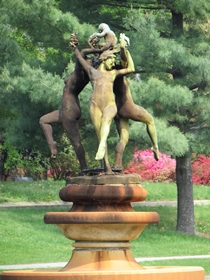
[114,117,129,169]
[103,145,114,175]
[89,104,103,160]
[62,117,88,172]
[90,104,114,174]
[39,110,61,158]
[96,104,117,161]
[130,105,159,161]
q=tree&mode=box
[0,0,96,176]
[122,1,210,234]
[57,0,210,234]
[1,0,210,235]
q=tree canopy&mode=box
[0,0,210,233]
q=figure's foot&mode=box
[49,141,57,158]
[104,165,115,175]
[105,169,115,175]
[114,166,123,174]
[151,146,159,161]
[114,163,123,169]
[95,145,106,160]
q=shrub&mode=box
[124,148,176,182]
[192,154,210,185]
[0,141,47,181]
[47,147,81,180]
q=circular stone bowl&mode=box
[44,211,160,241]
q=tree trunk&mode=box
[176,154,195,235]
[0,136,4,181]
[171,10,183,37]
[0,155,4,181]
[0,136,8,181]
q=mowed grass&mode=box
[0,205,210,273]
[0,207,72,265]
[0,180,210,274]
[0,181,64,203]
[0,180,210,203]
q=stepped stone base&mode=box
[0,174,204,280]
[0,266,204,280]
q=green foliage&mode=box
[0,142,16,169]
[122,7,210,159]
[57,0,129,31]
[48,143,81,180]
[0,0,99,176]
[0,0,210,178]
[0,141,48,180]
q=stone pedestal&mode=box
[0,174,204,280]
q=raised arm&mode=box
[69,33,102,73]
[115,33,135,76]
[74,48,92,74]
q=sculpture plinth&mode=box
[0,174,204,279]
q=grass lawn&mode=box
[0,180,210,274]
[0,205,210,274]
[0,180,210,203]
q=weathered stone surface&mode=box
[66,173,141,185]
[0,266,205,279]
[59,183,147,203]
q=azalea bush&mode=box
[192,154,210,185]
[124,148,176,182]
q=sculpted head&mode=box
[99,49,116,62]
[98,23,110,33]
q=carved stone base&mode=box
[1,266,204,280]
[0,174,204,280]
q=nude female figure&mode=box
[113,42,159,168]
[39,47,98,173]
[71,33,135,174]
[39,29,116,173]
[87,26,159,168]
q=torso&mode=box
[89,69,116,111]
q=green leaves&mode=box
[0,0,210,175]
[123,7,210,157]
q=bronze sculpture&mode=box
[88,23,118,51]
[40,23,159,175]
[70,33,135,174]
[87,24,159,166]
[113,45,159,168]
[39,48,93,173]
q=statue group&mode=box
[39,23,159,175]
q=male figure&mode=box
[71,33,135,174]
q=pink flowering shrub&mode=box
[192,154,210,185]
[124,148,176,182]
